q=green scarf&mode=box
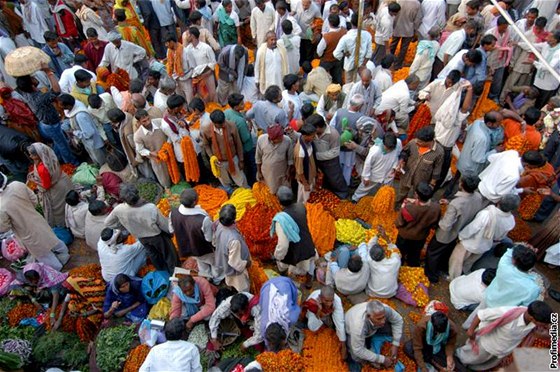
[425,320,450,355]
[217,7,237,47]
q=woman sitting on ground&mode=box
[103,273,148,323]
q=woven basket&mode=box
[5,47,51,77]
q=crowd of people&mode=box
[0,0,558,370]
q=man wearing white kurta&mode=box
[448,194,519,280]
[183,27,217,103]
[250,0,275,47]
[99,32,147,80]
[333,13,373,83]
[305,287,346,346]
[255,31,288,95]
[525,31,560,108]
[478,150,524,203]
[449,268,493,310]
[418,0,446,39]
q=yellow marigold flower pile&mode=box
[217,187,257,220]
[157,198,171,217]
[193,185,228,218]
[256,349,304,372]
[302,328,349,371]
[252,182,282,212]
[306,203,336,256]
[392,67,410,83]
[335,219,367,246]
[508,216,532,242]
[398,266,430,308]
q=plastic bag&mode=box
[138,319,160,347]
[1,235,27,261]
[423,300,449,316]
[0,268,14,296]
[148,297,171,321]
[71,162,99,186]
[142,271,169,305]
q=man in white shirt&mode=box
[99,31,147,81]
[449,268,496,311]
[478,150,524,203]
[353,133,401,202]
[433,20,478,77]
[373,55,395,93]
[437,49,483,80]
[365,237,401,298]
[254,31,288,95]
[448,194,519,279]
[294,0,321,64]
[304,286,347,358]
[376,75,420,133]
[59,54,97,94]
[97,228,146,282]
[153,76,177,112]
[345,300,403,369]
[327,246,369,295]
[333,13,373,83]
[457,301,553,371]
[346,69,381,116]
[372,2,400,65]
[418,0,446,39]
[529,30,560,108]
[140,318,203,372]
[183,26,217,103]
[250,0,275,47]
[272,2,302,38]
[321,3,347,33]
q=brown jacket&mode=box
[396,200,441,241]
[201,120,244,162]
[321,28,347,62]
[400,140,445,188]
[412,316,458,370]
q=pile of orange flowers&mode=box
[332,200,358,220]
[76,317,98,342]
[252,182,282,212]
[409,311,422,324]
[398,266,430,307]
[505,134,528,155]
[302,328,349,371]
[193,185,228,218]
[123,344,151,372]
[247,259,269,295]
[256,349,304,372]
[7,303,37,327]
[158,142,181,184]
[308,189,341,214]
[508,216,532,241]
[405,41,418,65]
[468,81,499,123]
[237,203,278,261]
[68,264,103,281]
[157,198,171,217]
[370,186,398,241]
[519,193,543,220]
[306,202,336,256]
[180,136,200,183]
[60,163,76,176]
[45,304,76,332]
[406,103,432,144]
[392,67,410,83]
[362,342,417,372]
[355,196,376,222]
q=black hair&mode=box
[465,49,482,64]
[380,54,396,69]
[43,31,58,42]
[328,13,340,28]
[535,16,547,28]
[165,318,186,340]
[88,200,107,216]
[107,108,126,123]
[347,255,363,273]
[447,70,462,85]
[466,0,480,9]
[283,74,299,90]
[415,126,435,142]
[306,113,326,129]
[24,270,40,282]
[460,173,480,193]
[189,97,206,113]
[167,94,186,110]
[120,183,140,205]
[527,7,539,16]
[210,110,225,124]
[265,323,286,352]
[497,16,508,26]
[494,241,513,257]
[219,204,237,226]
[15,76,34,93]
[527,301,553,324]
[114,8,127,21]
[100,227,114,242]
[228,93,244,108]
[88,94,103,109]
[383,132,397,150]
[164,33,178,43]
[415,182,433,202]
[180,188,198,208]
[264,85,282,102]
[114,273,131,289]
[480,34,497,46]
[189,10,202,22]
[134,109,149,120]
[58,94,76,108]
[74,69,93,83]
[369,244,385,261]
[148,70,162,80]
[351,13,358,27]
[481,268,497,286]
[522,150,546,167]
[230,293,249,313]
[431,311,448,333]
[129,79,144,94]
[301,103,315,120]
[484,111,501,124]
[524,107,541,125]
[299,123,317,136]
[388,2,400,13]
[189,26,200,39]
[65,190,80,206]
[281,19,293,35]
[512,244,537,272]
[86,28,98,38]
[74,54,88,65]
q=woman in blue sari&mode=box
[103,273,148,323]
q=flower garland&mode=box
[180,136,200,183]
[192,185,228,218]
[519,193,543,221]
[247,259,269,295]
[252,182,282,212]
[406,103,432,144]
[392,67,410,83]
[332,200,358,220]
[210,155,221,178]
[335,219,367,246]
[7,303,37,327]
[255,349,304,372]
[308,189,340,215]
[218,187,257,221]
[123,344,151,372]
[302,328,349,371]
[306,203,336,256]
[505,134,528,155]
[355,196,376,222]
[237,203,278,260]
[468,81,499,123]
[508,216,532,241]
[158,142,181,185]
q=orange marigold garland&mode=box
[75,317,98,342]
[180,136,200,183]
[193,185,228,218]
[7,303,38,327]
[306,203,336,256]
[308,188,340,215]
[392,67,410,83]
[237,203,278,261]
[302,328,349,371]
[158,142,181,184]
[370,186,398,241]
[518,193,543,221]
[123,344,151,372]
[468,81,499,123]
[252,182,282,212]
[332,200,358,220]
[406,103,432,144]
[505,134,528,155]
[355,196,376,222]
[247,259,269,295]
[508,216,532,242]
[256,349,304,372]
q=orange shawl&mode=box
[167,43,184,77]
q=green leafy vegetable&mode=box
[95,325,136,372]
[32,331,88,370]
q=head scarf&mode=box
[172,282,201,318]
[22,263,68,290]
[267,124,284,141]
[28,143,62,184]
[326,84,342,94]
[425,319,450,354]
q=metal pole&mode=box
[354,0,365,68]
[489,0,560,83]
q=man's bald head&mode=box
[131,93,146,109]
[320,285,335,299]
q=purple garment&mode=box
[513,93,527,110]
[258,276,300,339]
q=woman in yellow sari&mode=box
[115,8,155,57]
[113,0,151,42]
